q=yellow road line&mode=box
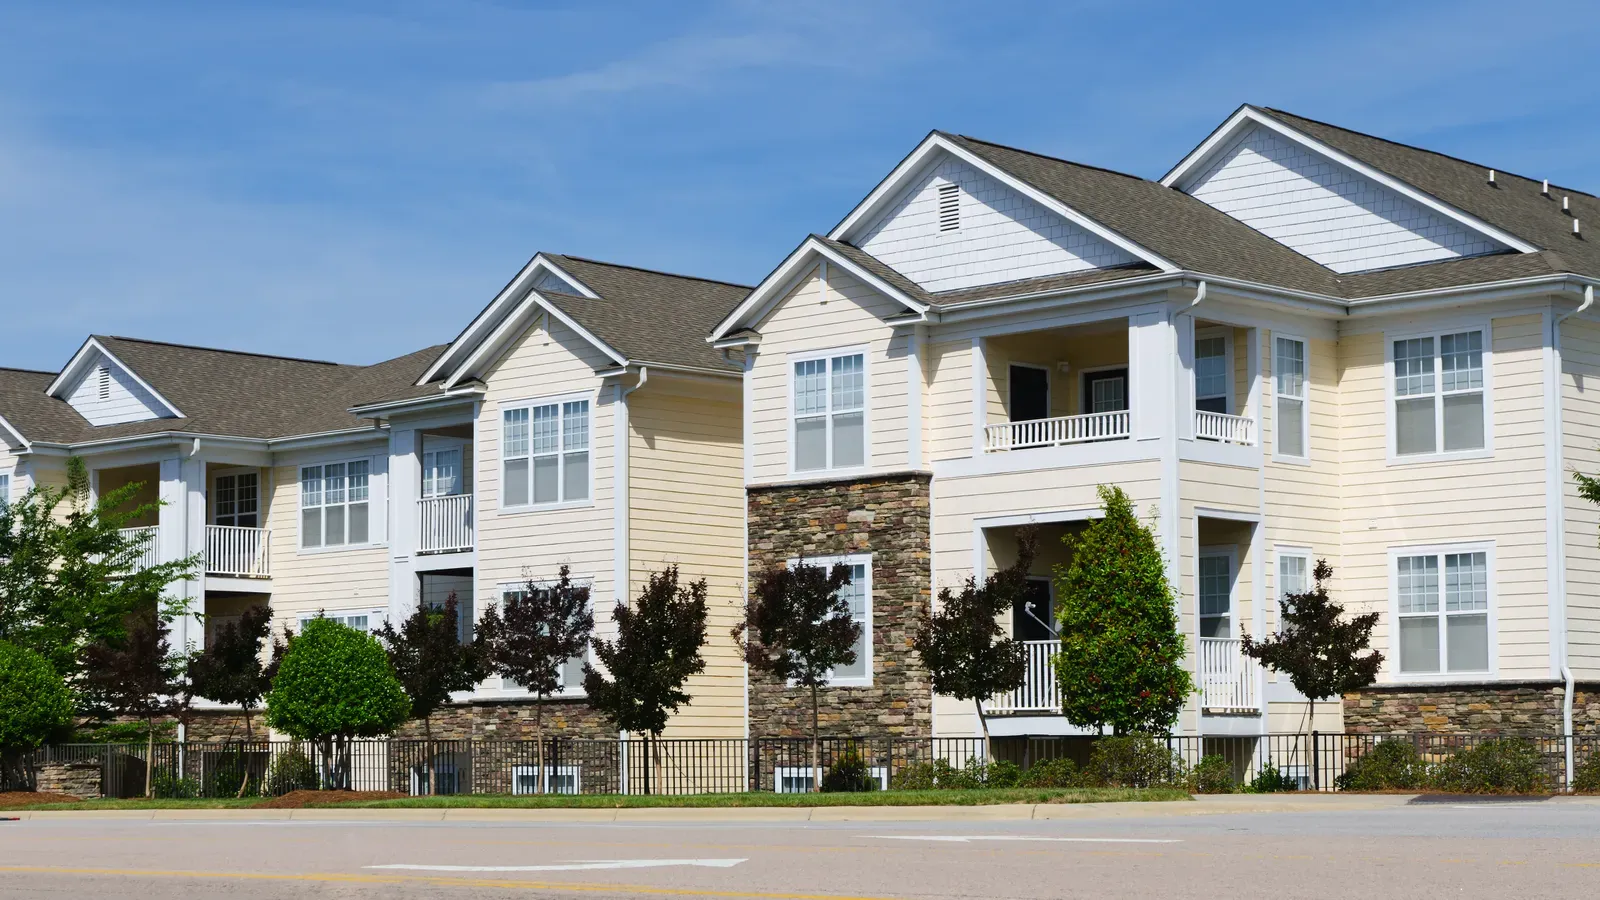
[0,865,901,900]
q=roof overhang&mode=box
[347,385,485,419]
[826,131,1179,273]
[45,337,184,418]
[708,236,928,342]
[439,288,628,390]
[0,412,31,452]
[1160,106,1541,255]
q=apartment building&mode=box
[3,104,1598,742]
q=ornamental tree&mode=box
[0,641,74,788]
[735,561,859,792]
[375,594,486,739]
[264,617,410,789]
[1054,485,1193,735]
[476,567,593,794]
[188,604,277,740]
[80,606,186,797]
[585,566,709,794]
[913,527,1037,759]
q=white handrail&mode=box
[119,526,160,572]
[206,525,271,577]
[982,640,1061,714]
[418,494,474,554]
[1194,410,1255,445]
[984,410,1130,452]
[1197,637,1259,712]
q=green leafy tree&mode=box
[913,528,1037,759]
[0,641,74,788]
[264,618,410,789]
[1054,485,1193,734]
[80,607,185,797]
[476,567,594,794]
[585,566,709,795]
[735,561,859,792]
[0,457,196,680]
[1241,560,1381,749]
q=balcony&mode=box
[119,526,160,572]
[1194,410,1255,446]
[418,494,474,554]
[983,640,1061,714]
[205,525,271,578]
[984,411,1130,453]
[1197,637,1259,713]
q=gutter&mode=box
[1552,285,1593,789]
[347,386,485,418]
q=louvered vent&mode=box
[937,182,960,232]
[97,365,111,400]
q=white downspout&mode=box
[1554,286,1592,788]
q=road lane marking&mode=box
[368,858,747,872]
[861,835,1181,844]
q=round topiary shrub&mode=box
[0,641,74,766]
[1336,740,1426,791]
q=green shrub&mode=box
[1079,735,1187,788]
[1427,738,1547,794]
[265,618,410,742]
[0,641,74,754]
[983,759,1022,789]
[890,759,959,791]
[1573,751,1600,794]
[205,749,262,798]
[1018,757,1078,788]
[151,770,200,799]
[265,748,319,795]
[821,746,879,793]
[887,758,1020,791]
[1336,740,1426,791]
[1245,763,1300,793]
[1188,754,1236,794]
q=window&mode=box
[300,460,370,549]
[0,472,10,509]
[793,554,871,686]
[422,447,463,498]
[1276,549,1310,634]
[1194,335,1229,414]
[792,352,865,472]
[937,182,960,232]
[1198,553,1232,638]
[502,398,589,507]
[1394,548,1491,675]
[1083,368,1128,414]
[1392,329,1487,457]
[498,583,589,692]
[214,472,259,528]
[775,765,888,793]
[298,609,384,633]
[512,765,581,795]
[1274,337,1308,458]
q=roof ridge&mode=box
[98,335,353,367]
[551,254,754,291]
[1260,107,1599,201]
[947,133,1151,183]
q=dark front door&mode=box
[1009,365,1050,422]
[1012,577,1054,642]
[1082,368,1128,414]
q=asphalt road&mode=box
[4,797,1600,899]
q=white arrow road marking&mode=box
[862,835,1181,844]
[367,858,747,872]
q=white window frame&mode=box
[1076,364,1130,416]
[1386,542,1497,680]
[1383,322,1494,465]
[1271,333,1310,463]
[0,471,10,509]
[1273,546,1312,635]
[774,764,888,794]
[297,608,386,634]
[787,553,872,687]
[213,466,261,528]
[298,458,374,552]
[511,764,582,795]
[482,578,593,698]
[498,391,595,513]
[1196,545,1238,641]
[422,436,470,499]
[788,345,870,476]
[1193,326,1234,416]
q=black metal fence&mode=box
[19,732,1600,798]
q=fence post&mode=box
[1311,731,1320,791]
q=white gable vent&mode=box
[937,182,960,232]
[96,365,111,400]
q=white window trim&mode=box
[511,764,582,795]
[1271,332,1311,464]
[1386,541,1498,681]
[1383,322,1494,465]
[1272,545,1313,635]
[1196,545,1238,642]
[1075,363,1129,417]
[1006,361,1051,421]
[476,578,594,699]
[787,345,871,477]
[297,608,386,633]
[497,390,597,515]
[297,457,377,554]
[787,553,873,687]
[774,764,888,793]
[0,470,11,508]
[1193,326,1234,415]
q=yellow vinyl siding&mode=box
[1562,316,1600,677]
[927,339,973,461]
[628,378,746,738]
[267,460,389,631]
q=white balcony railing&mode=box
[1194,410,1255,445]
[984,410,1131,452]
[119,526,160,572]
[418,494,474,554]
[206,525,271,578]
[1197,637,1259,712]
[983,640,1061,714]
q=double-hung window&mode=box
[300,460,369,548]
[1392,329,1487,457]
[502,398,590,508]
[1197,553,1233,638]
[1276,549,1310,633]
[1194,335,1230,414]
[793,351,865,472]
[0,472,10,510]
[1395,547,1491,675]
[1274,337,1308,458]
[214,471,259,528]
[794,554,871,686]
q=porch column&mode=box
[158,455,206,651]
[970,337,987,455]
[1129,311,1171,442]
[388,427,421,624]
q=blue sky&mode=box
[3,0,1598,371]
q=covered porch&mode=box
[978,317,1132,453]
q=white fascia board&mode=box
[347,386,484,418]
[1160,107,1540,255]
[0,412,31,451]
[826,133,1179,274]
[415,253,600,387]
[440,290,627,391]
[707,238,925,342]
[45,337,184,418]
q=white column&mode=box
[907,324,925,469]
[970,337,987,455]
[613,381,630,606]
[162,454,207,652]
[1174,313,1197,441]
[388,427,421,623]
[1130,311,1170,441]
[1245,327,1262,431]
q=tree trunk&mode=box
[642,734,652,796]
[144,717,155,799]
[652,734,663,796]
[810,683,821,794]
[1306,697,1316,791]
[535,695,546,795]
[974,698,992,763]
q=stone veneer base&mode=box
[1342,681,1600,734]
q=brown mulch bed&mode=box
[253,790,408,809]
[0,791,83,806]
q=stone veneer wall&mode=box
[392,699,615,741]
[746,473,932,739]
[1342,681,1600,734]
[36,762,102,799]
